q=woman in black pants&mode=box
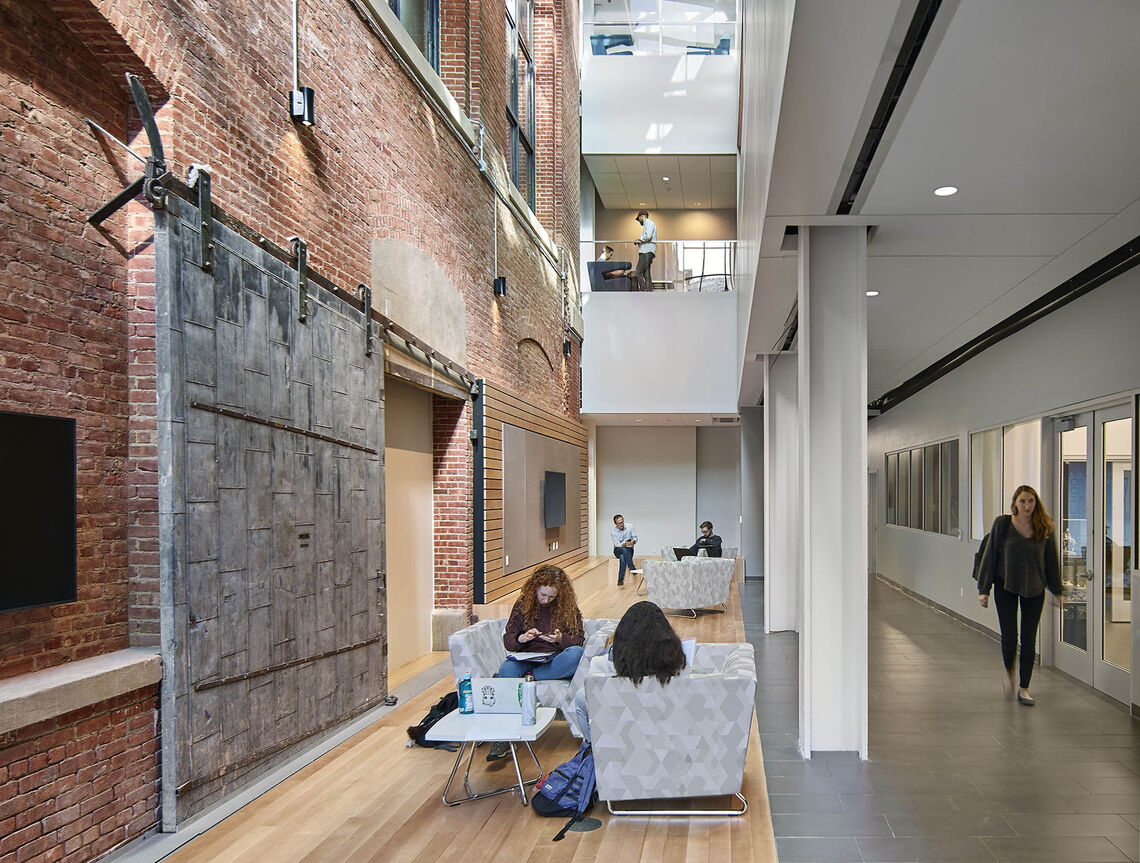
[977,485,1063,705]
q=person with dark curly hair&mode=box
[497,564,585,681]
[574,601,687,741]
[976,484,1062,706]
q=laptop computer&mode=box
[470,677,525,714]
[673,547,696,559]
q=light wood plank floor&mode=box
[165,564,777,863]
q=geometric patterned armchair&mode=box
[584,642,756,814]
[447,617,618,737]
[643,558,735,617]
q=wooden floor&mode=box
[165,559,777,863]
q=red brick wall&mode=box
[0,688,159,863]
[432,396,474,610]
[0,0,134,680]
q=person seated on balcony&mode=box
[689,521,723,558]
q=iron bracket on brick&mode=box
[358,284,373,356]
[191,165,214,272]
[288,236,310,322]
[85,73,170,224]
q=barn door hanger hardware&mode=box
[288,236,310,322]
[87,73,170,225]
[358,284,373,357]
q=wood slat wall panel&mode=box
[478,381,590,606]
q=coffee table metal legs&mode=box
[440,741,543,806]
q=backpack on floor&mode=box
[406,691,460,750]
[532,741,598,840]
[972,515,1010,581]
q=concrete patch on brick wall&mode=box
[431,608,468,651]
[371,238,467,366]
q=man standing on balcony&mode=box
[631,209,657,291]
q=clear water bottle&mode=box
[458,673,474,714]
[520,673,536,726]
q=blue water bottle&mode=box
[458,673,474,714]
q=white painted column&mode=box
[798,226,869,757]
[764,353,801,633]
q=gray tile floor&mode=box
[741,577,1140,863]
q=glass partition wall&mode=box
[584,0,737,57]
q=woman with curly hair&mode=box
[497,564,585,682]
[574,601,687,741]
[976,484,1062,706]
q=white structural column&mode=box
[797,226,869,757]
[764,354,801,633]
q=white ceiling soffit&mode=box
[583,413,739,427]
[743,0,1140,407]
[585,154,737,210]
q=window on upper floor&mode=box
[506,0,536,209]
[969,419,1040,540]
[586,0,736,57]
[389,0,440,71]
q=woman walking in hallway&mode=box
[976,485,1063,705]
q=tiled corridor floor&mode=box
[742,576,1140,862]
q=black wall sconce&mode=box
[563,339,572,356]
[493,276,507,297]
[288,0,315,126]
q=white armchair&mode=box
[643,558,734,617]
[447,617,618,737]
[584,642,756,815]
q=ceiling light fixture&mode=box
[866,290,880,297]
[934,185,958,196]
[662,176,670,181]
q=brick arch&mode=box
[515,337,559,411]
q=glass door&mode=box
[1053,405,1133,703]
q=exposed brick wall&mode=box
[0,687,159,863]
[0,0,134,680]
[432,396,473,611]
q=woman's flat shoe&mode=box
[1016,690,1035,706]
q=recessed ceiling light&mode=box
[866,290,880,297]
[934,185,958,196]
[635,419,643,422]
[662,176,670,181]
[639,201,646,206]
[694,419,701,423]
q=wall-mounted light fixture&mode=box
[563,339,572,356]
[287,0,315,126]
[493,276,507,297]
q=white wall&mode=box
[581,292,738,415]
[766,353,800,631]
[696,426,742,551]
[597,427,696,561]
[384,380,434,671]
[868,267,1140,642]
[582,56,738,155]
[741,407,764,577]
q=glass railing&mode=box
[581,240,736,297]
[585,0,736,57]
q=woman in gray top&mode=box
[977,485,1062,705]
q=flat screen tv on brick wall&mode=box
[544,470,566,529]
[0,410,77,612]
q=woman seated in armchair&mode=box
[574,601,686,741]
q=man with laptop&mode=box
[687,521,723,558]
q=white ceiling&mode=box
[585,153,737,210]
[743,0,1140,405]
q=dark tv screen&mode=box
[0,410,77,612]
[544,471,566,529]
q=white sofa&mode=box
[642,558,735,617]
[447,617,618,737]
[585,642,756,814]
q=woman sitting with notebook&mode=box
[498,564,585,682]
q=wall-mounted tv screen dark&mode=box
[0,410,77,612]
[544,470,566,529]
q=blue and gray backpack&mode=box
[531,741,598,840]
